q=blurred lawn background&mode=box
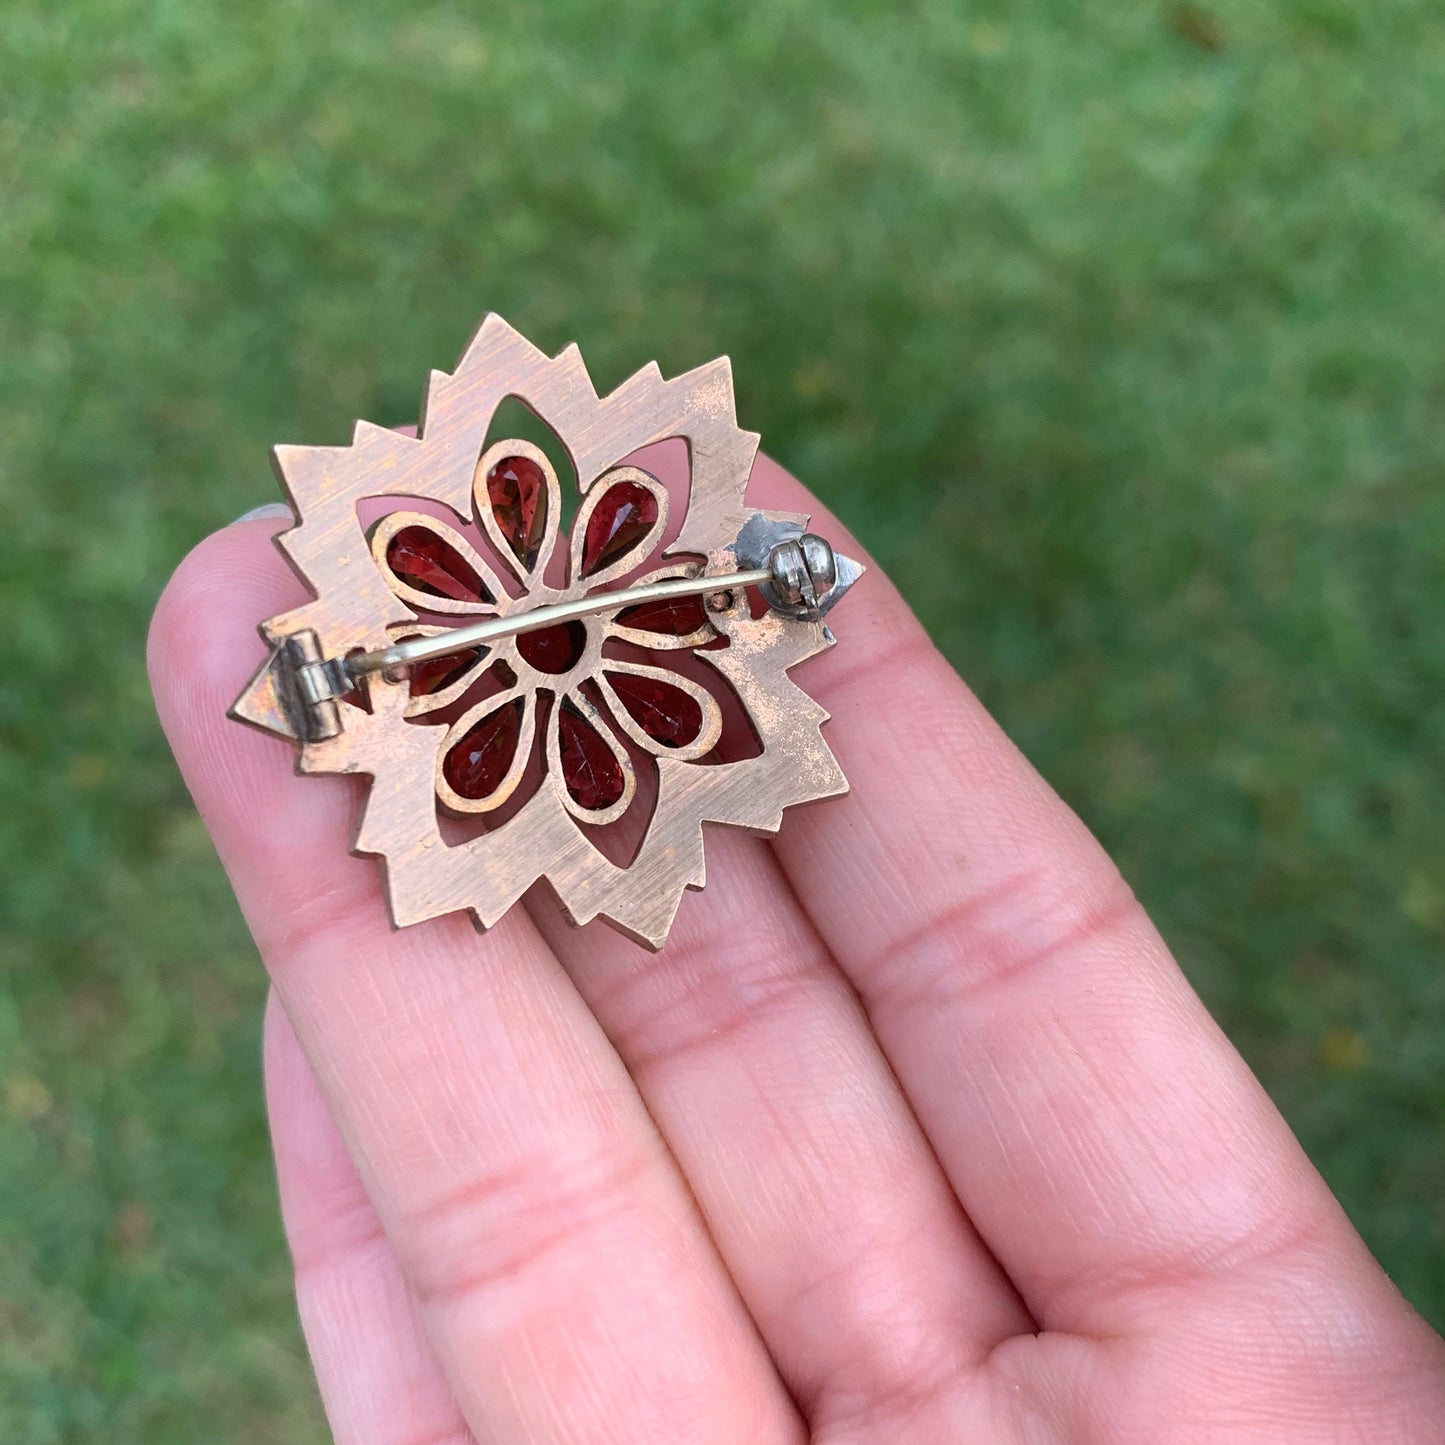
[3,0,1444,1438]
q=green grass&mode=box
[4,0,1445,1437]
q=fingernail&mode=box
[233,502,294,525]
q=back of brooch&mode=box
[230,315,862,948]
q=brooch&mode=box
[230,316,863,948]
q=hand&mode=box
[150,450,1445,1444]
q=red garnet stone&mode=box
[486,455,548,563]
[608,671,703,747]
[515,620,586,674]
[387,527,488,604]
[443,701,521,800]
[409,647,482,697]
[558,707,625,810]
[581,482,657,575]
[616,594,708,637]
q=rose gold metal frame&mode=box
[231,315,857,948]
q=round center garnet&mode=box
[515,619,586,674]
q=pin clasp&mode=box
[242,525,861,744]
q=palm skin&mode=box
[151,448,1445,1444]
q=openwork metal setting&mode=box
[231,315,862,948]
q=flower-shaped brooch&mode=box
[232,316,862,948]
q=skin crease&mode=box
[149,447,1445,1445]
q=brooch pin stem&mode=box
[350,565,773,681]
[296,532,848,708]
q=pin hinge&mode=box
[276,631,343,742]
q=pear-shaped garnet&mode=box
[409,647,483,697]
[581,481,658,575]
[616,594,708,638]
[387,527,489,604]
[607,671,703,748]
[558,707,625,810]
[486,455,548,564]
[442,701,521,800]
[515,620,586,674]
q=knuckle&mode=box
[399,1139,658,1310]
[872,863,1149,1020]
[289,1186,391,1295]
[808,1321,963,1438]
[260,872,383,973]
[596,931,840,1075]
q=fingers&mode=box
[150,518,800,1445]
[743,456,1414,1337]
[264,992,474,1445]
[516,441,1029,1435]
[531,825,1030,1437]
